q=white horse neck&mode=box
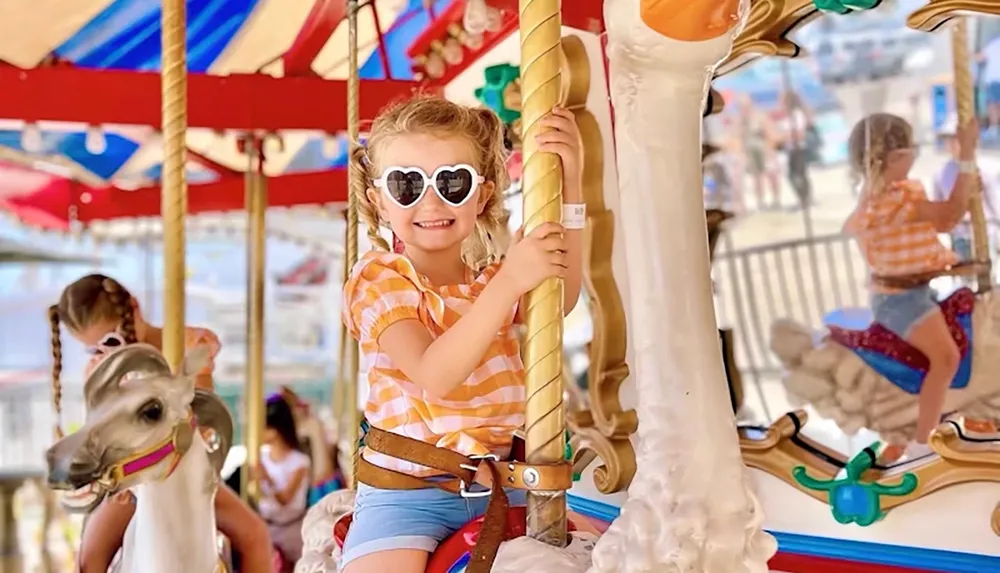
[120,433,219,573]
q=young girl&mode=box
[843,114,979,462]
[257,394,312,571]
[49,274,273,573]
[340,96,584,573]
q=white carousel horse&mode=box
[771,287,1000,446]
[45,344,234,573]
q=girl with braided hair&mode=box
[49,274,273,573]
[842,114,981,463]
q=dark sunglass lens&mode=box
[385,170,427,206]
[104,337,122,347]
[435,168,474,205]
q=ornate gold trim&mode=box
[907,1,1000,32]
[717,0,821,77]
[560,35,637,494]
[741,412,1000,526]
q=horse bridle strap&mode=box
[356,426,572,573]
[103,412,198,488]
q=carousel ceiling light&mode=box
[442,37,464,66]
[85,125,107,155]
[424,52,446,79]
[485,7,503,33]
[21,122,42,153]
[463,32,484,50]
[463,0,489,36]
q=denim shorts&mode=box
[340,481,527,567]
[871,285,939,338]
[952,236,972,261]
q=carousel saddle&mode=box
[826,288,975,395]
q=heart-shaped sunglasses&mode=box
[86,329,127,355]
[373,164,484,209]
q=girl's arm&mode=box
[377,274,521,398]
[269,466,309,506]
[918,169,975,231]
[195,373,213,391]
[78,494,135,573]
[215,485,272,573]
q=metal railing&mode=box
[712,231,869,420]
[712,226,997,422]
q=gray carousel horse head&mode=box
[45,344,233,512]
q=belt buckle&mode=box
[458,453,499,499]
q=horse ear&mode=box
[180,345,212,379]
[84,345,171,409]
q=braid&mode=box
[48,305,63,440]
[350,145,390,252]
[102,278,137,344]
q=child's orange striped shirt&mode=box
[343,251,524,477]
[851,180,957,286]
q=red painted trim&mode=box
[369,0,393,78]
[771,552,941,573]
[406,0,462,59]
[283,0,348,77]
[4,169,347,226]
[0,67,419,131]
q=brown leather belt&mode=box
[871,260,989,290]
[356,426,572,573]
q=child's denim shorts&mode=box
[340,481,527,567]
[870,285,939,338]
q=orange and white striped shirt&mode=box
[343,251,524,477]
[850,180,957,286]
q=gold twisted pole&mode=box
[951,19,991,292]
[161,0,188,370]
[345,0,362,490]
[242,138,267,505]
[519,0,566,546]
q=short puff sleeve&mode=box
[343,252,424,343]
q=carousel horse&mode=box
[45,344,234,573]
[771,265,1000,446]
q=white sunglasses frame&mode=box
[87,330,127,355]
[372,164,485,209]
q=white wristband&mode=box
[958,160,977,175]
[562,203,586,230]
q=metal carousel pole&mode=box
[242,136,268,504]
[161,0,188,370]
[518,0,567,545]
[345,0,362,489]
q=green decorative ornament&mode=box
[812,0,881,14]
[474,63,521,125]
[793,441,918,526]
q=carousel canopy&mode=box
[0,0,452,228]
[0,0,604,229]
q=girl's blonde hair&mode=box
[848,113,914,192]
[349,95,512,271]
[49,274,137,427]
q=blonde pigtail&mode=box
[48,305,63,439]
[350,145,390,252]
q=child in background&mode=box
[843,114,979,463]
[257,394,312,571]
